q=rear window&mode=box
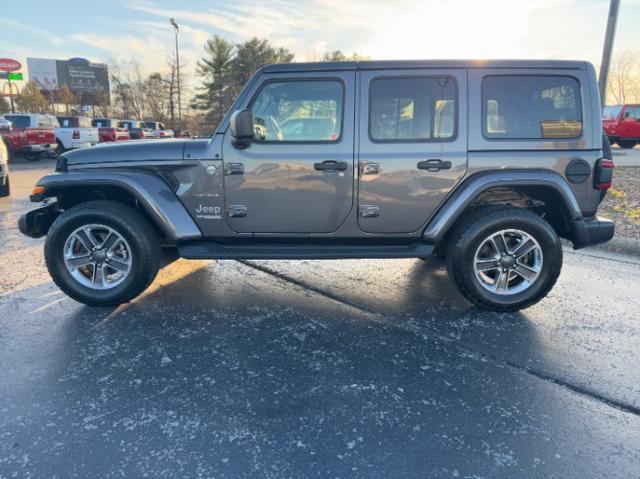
[482,75,582,140]
[146,122,157,129]
[57,117,75,128]
[369,76,456,141]
[92,119,112,127]
[602,105,622,120]
[4,115,31,128]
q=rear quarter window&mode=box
[482,75,582,140]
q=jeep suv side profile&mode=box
[19,60,615,311]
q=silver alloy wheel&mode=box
[473,229,543,296]
[63,224,133,290]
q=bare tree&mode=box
[607,50,640,104]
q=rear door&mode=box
[223,71,355,233]
[357,69,468,233]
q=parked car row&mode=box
[0,114,190,162]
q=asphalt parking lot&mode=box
[1,158,640,478]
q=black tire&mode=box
[0,176,10,197]
[618,140,637,149]
[446,206,562,312]
[45,200,161,306]
[55,140,65,157]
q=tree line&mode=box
[6,35,637,134]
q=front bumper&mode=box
[572,216,615,249]
[18,202,61,238]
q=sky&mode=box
[1,0,640,94]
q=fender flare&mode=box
[422,170,583,243]
[33,170,202,241]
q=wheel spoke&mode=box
[495,269,509,293]
[75,229,98,251]
[491,234,508,255]
[101,232,120,252]
[107,258,129,273]
[513,263,539,282]
[513,238,537,259]
[476,258,501,272]
[66,255,93,270]
[92,264,105,287]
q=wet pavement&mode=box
[1,159,640,478]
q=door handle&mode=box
[314,160,348,172]
[417,159,452,171]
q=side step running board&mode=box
[178,241,435,260]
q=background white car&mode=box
[55,116,99,155]
[0,136,10,197]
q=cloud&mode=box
[0,18,67,47]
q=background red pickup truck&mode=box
[92,118,130,142]
[0,114,57,161]
[602,104,640,149]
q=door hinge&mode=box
[226,205,248,217]
[359,205,380,218]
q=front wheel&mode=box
[446,207,562,312]
[45,201,161,306]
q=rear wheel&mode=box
[618,140,637,149]
[446,207,562,312]
[45,201,161,306]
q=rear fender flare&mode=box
[422,170,582,243]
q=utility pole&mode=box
[170,18,182,130]
[598,0,620,107]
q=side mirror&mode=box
[230,109,254,149]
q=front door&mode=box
[357,69,468,233]
[617,105,640,139]
[223,71,355,233]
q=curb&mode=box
[563,237,640,258]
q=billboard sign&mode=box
[27,57,110,105]
[0,58,21,72]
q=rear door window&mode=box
[482,75,582,139]
[369,76,457,141]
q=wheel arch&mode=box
[32,171,202,242]
[423,170,583,246]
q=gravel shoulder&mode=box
[599,166,640,241]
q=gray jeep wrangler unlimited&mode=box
[19,60,615,311]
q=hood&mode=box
[63,138,187,167]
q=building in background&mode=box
[26,57,110,106]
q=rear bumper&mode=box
[18,203,61,238]
[572,216,615,249]
[70,141,97,149]
[21,143,54,153]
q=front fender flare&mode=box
[32,170,202,241]
[422,170,582,243]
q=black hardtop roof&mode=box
[261,59,589,73]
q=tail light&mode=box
[594,159,614,190]
[160,131,165,137]
[72,130,80,140]
[110,129,116,141]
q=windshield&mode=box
[602,105,623,119]
[4,115,31,128]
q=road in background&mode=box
[612,144,640,166]
[1,159,639,478]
